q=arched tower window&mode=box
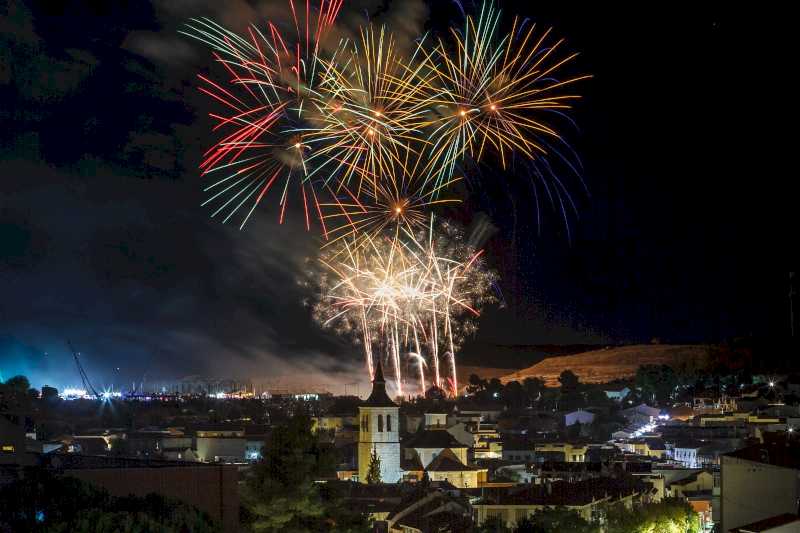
[386,414,392,432]
[378,414,384,432]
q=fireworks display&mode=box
[312,221,496,397]
[186,1,587,397]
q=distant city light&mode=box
[61,388,90,400]
[294,393,319,401]
[769,381,775,387]
[101,390,122,401]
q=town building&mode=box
[721,443,800,532]
[473,477,648,528]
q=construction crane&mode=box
[68,341,100,399]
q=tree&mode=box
[503,380,526,409]
[475,515,509,532]
[4,375,31,392]
[0,374,35,413]
[514,508,599,532]
[605,498,700,533]
[585,388,612,407]
[365,447,382,484]
[468,374,488,394]
[0,469,219,532]
[558,370,580,392]
[523,377,544,402]
[635,365,677,405]
[241,414,369,532]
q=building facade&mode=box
[721,444,800,532]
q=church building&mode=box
[358,361,402,484]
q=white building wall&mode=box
[721,455,800,532]
[425,413,447,428]
[358,405,401,483]
[195,437,245,463]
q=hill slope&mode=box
[500,344,710,387]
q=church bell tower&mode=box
[358,360,401,483]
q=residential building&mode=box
[47,454,239,533]
[721,443,800,532]
[534,441,588,462]
[604,386,631,402]
[384,488,472,532]
[424,448,484,488]
[666,470,713,498]
[564,409,595,427]
[473,477,647,528]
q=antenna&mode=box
[67,341,100,399]
[790,272,796,338]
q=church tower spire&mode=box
[364,359,395,407]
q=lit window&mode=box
[1,445,15,453]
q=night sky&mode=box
[0,1,790,390]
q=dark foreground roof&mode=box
[42,454,222,470]
[732,513,800,532]
[476,477,647,507]
[724,443,800,470]
[404,429,466,449]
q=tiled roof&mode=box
[476,477,646,507]
[426,449,480,472]
[404,428,465,449]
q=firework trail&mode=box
[181,0,343,231]
[311,220,496,397]
[416,3,591,194]
[187,1,587,397]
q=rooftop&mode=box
[42,454,225,470]
[732,513,800,532]
[476,477,647,507]
[404,428,465,450]
[426,449,480,472]
[724,443,800,470]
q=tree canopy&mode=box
[0,468,219,533]
[241,414,369,532]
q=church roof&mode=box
[401,454,424,472]
[362,360,397,408]
[404,428,465,450]
[425,448,480,472]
